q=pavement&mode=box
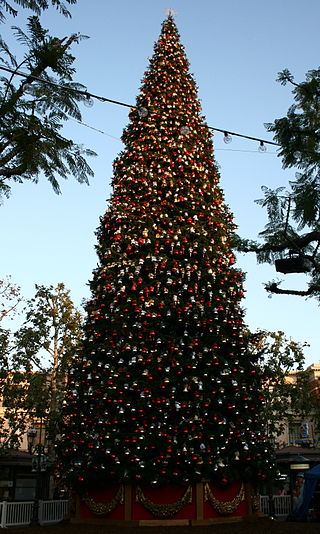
[7,518,320,534]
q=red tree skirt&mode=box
[76,481,256,524]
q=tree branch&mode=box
[0,146,21,167]
[0,162,28,178]
[0,132,25,154]
[265,282,318,296]
[0,299,23,321]
[239,231,320,254]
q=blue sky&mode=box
[1,0,319,366]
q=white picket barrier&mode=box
[260,494,292,519]
[259,495,269,515]
[39,499,69,525]
[0,499,69,528]
[0,496,292,526]
[273,495,292,517]
[0,500,34,528]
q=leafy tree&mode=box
[0,275,23,322]
[236,68,320,299]
[0,0,76,21]
[0,276,23,393]
[290,369,320,438]
[0,283,83,455]
[0,0,96,200]
[252,330,307,440]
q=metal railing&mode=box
[260,494,292,519]
[0,499,69,528]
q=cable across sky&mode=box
[0,64,280,151]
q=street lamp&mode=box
[27,428,37,452]
[27,423,48,525]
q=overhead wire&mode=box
[70,118,277,154]
[0,64,280,150]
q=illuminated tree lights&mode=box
[56,15,272,488]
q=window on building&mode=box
[14,477,36,500]
[289,423,301,445]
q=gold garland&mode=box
[204,483,245,515]
[83,485,124,516]
[136,486,192,518]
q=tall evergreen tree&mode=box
[57,15,272,489]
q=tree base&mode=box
[72,481,260,524]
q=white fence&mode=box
[0,499,69,528]
[0,496,290,527]
[260,494,292,519]
[0,501,33,528]
[38,499,69,525]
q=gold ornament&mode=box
[83,485,124,515]
[204,483,245,515]
[136,485,192,518]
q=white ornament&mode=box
[180,125,190,135]
[138,107,148,118]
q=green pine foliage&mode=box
[0,7,95,199]
[57,15,273,489]
[0,0,76,21]
[236,67,320,298]
[263,67,320,231]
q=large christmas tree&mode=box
[57,14,271,489]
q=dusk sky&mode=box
[1,0,319,366]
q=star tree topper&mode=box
[165,7,178,16]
